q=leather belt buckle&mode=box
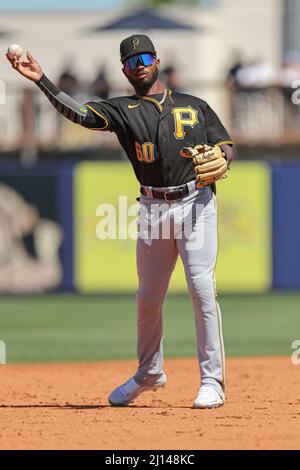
[164,186,186,202]
[164,191,174,202]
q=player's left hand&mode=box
[180,144,229,189]
[220,144,233,169]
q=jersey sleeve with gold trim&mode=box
[36,74,94,126]
[84,100,124,132]
[35,74,121,133]
[204,103,233,147]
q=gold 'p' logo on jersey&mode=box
[132,37,140,50]
[172,106,199,140]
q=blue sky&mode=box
[0,0,126,11]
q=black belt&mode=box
[140,184,190,202]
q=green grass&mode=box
[0,293,299,363]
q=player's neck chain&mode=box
[135,88,168,111]
[159,89,168,105]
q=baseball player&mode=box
[7,35,233,409]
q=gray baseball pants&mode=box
[134,184,225,395]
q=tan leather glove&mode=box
[180,144,229,189]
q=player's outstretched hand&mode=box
[6,51,43,82]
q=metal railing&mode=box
[0,84,121,160]
[2,83,300,159]
[228,85,300,145]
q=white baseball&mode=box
[7,44,23,59]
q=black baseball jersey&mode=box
[85,90,233,187]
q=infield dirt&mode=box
[0,357,299,450]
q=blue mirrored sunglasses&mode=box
[123,53,155,71]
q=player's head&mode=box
[120,34,160,94]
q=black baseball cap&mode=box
[120,34,156,62]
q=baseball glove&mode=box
[180,144,229,189]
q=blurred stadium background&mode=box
[0,0,299,363]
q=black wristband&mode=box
[36,73,60,97]
[35,73,45,85]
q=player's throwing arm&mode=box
[6,45,105,129]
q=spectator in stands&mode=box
[279,50,300,87]
[58,62,79,97]
[90,66,111,100]
[56,61,90,148]
[226,51,244,88]
[161,65,181,92]
[236,57,275,88]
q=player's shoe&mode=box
[193,385,225,409]
[108,372,167,407]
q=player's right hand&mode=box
[6,51,43,82]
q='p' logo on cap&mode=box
[132,37,140,50]
[120,34,156,62]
